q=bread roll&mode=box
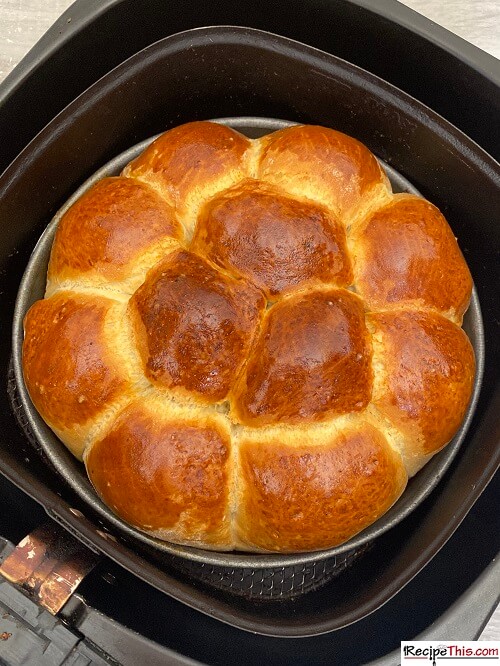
[22,121,475,553]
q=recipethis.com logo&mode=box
[401,642,499,666]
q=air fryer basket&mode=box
[1,27,498,636]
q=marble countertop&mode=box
[0,0,498,645]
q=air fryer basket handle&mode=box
[0,522,99,615]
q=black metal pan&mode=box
[11,115,484,570]
[1,26,499,636]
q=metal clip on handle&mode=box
[0,522,99,614]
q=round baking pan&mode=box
[12,115,484,569]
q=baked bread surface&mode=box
[23,121,475,552]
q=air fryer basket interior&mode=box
[1,26,498,636]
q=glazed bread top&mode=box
[23,121,475,553]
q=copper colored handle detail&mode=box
[0,523,99,614]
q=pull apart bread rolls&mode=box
[23,121,475,553]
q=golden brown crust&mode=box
[130,249,265,402]
[236,422,407,552]
[232,289,372,426]
[123,121,251,233]
[257,124,389,220]
[351,196,473,322]
[22,292,131,458]
[192,180,352,299]
[22,120,476,553]
[48,177,182,285]
[369,310,475,456]
[85,398,232,545]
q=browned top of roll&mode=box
[86,398,232,546]
[232,289,373,426]
[48,177,182,285]
[257,124,389,220]
[369,309,475,456]
[123,121,251,231]
[236,421,407,552]
[351,196,473,323]
[130,249,265,402]
[192,180,352,299]
[23,292,132,457]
